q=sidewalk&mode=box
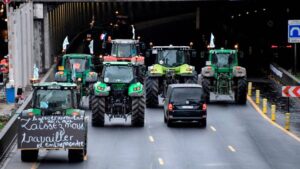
[250,81,300,137]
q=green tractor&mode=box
[145,45,198,108]
[18,82,87,162]
[55,54,98,107]
[200,48,247,104]
[90,62,145,127]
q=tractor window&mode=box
[65,58,88,72]
[157,50,187,67]
[35,89,72,110]
[211,53,235,68]
[103,66,134,83]
[111,44,137,57]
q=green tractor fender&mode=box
[21,108,42,117]
[93,82,110,96]
[128,82,143,97]
[178,64,196,76]
[66,109,85,116]
[147,64,164,77]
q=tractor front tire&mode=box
[202,78,211,103]
[145,77,159,108]
[131,97,145,127]
[91,97,105,127]
[88,84,95,110]
[235,78,247,104]
[21,150,38,162]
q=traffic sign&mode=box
[282,86,300,97]
[288,20,300,43]
[3,0,11,4]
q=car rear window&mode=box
[170,87,203,103]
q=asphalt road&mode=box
[3,100,300,169]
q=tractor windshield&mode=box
[65,58,88,73]
[35,89,72,110]
[104,66,134,83]
[111,44,137,57]
[211,53,235,68]
[157,49,188,67]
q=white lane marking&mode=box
[149,136,155,142]
[210,126,217,132]
[158,158,164,165]
[228,145,236,152]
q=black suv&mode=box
[164,84,207,127]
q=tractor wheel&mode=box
[68,149,84,162]
[202,78,211,103]
[235,78,247,104]
[185,74,198,84]
[131,97,145,127]
[89,84,94,110]
[145,77,159,108]
[21,150,38,162]
[91,97,105,127]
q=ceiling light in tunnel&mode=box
[231,15,234,19]
[238,14,241,17]
[115,11,119,15]
[263,8,266,11]
[254,10,258,13]
[246,11,249,15]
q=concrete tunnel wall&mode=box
[7,1,199,89]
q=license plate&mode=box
[182,105,194,109]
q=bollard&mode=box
[262,98,267,114]
[271,105,276,121]
[256,90,260,104]
[248,82,252,96]
[285,113,290,130]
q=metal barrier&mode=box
[269,63,300,86]
[0,65,55,161]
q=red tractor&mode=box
[103,39,146,82]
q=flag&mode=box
[62,36,69,51]
[209,33,215,48]
[100,33,106,40]
[71,64,76,82]
[131,25,135,40]
[33,64,39,80]
[89,40,94,54]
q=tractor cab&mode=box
[104,39,145,65]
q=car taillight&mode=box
[168,104,173,111]
[202,104,207,111]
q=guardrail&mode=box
[0,65,55,161]
[269,63,300,86]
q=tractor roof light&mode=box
[234,44,239,49]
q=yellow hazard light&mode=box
[58,66,64,71]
